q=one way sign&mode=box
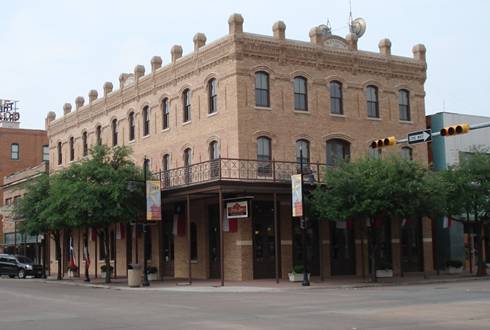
[408,129,432,145]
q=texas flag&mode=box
[69,236,77,270]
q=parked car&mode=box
[0,254,44,279]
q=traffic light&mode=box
[370,136,397,148]
[440,123,470,136]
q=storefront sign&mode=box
[291,174,303,217]
[146,180,161,221]
[226,201,248,219]
[0,99,20,122]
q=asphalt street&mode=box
[0,278,489,330]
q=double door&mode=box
[253,201,276,279]
[401,218,423,272]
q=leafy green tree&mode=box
[443,151,490,276]
[310,156,446,282]
[57,145,145,283]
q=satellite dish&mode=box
[350,17,366,38]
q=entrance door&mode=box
[208,205,220,279]
[293,219,320,276]
[162,216,174,277]
[330,221,356,275]
[253,201,276,279]
[401,218,423,272]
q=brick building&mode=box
[46,14,432,282]
[0,124,48,252]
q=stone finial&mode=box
[88,89,98,103]
[309,26,323,45]
[75,97,84,110]
[345,33,358,51]
[103,82,113,96]
[272,21,286,40]
[63,103,72,115]
[171,45,183,63]
[134,65,145,79]
[412,43,426,62]
[378,38,392,56]
[228,13,244,34]
[151,56,162,72]
[193,33,207,51]
[45,111,56,129]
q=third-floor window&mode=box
[330,81,343,115]
[255,71,270,107]
[82,132,88,157]
[183,90,191,122]
[366,85,379,118]
[142,106,150,136]
[69,137,74,161]
[293,76,307,111]
[162,98,169,129]
[112,119,118,146]
[399,89,411,121]
[208,79,217,114]
[129,112,135,141]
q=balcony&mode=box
[156,158,328,191]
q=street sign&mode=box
[408,129,432,145]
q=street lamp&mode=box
[299,148,310,286]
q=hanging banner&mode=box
[146,180,161,221]
[226,201,248,219]
[291,174,303,217]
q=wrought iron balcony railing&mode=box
[156,158,328,191]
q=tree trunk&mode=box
[104,227,111,284]
[476,222,487,276]
[368,218,378,283]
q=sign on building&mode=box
[226,201,248,219]
[0,99,21,128]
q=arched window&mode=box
[255,71,270,107]
[401,147,413,160]
[209,141,219,160]
[129,112,135,141]
[162,154,170,187]
[57,142,62,165]
[82,132,88,157]
[294,76,308,111]
[208,79,217,114]
[42,145,49,161]
[69,137,75,161]
[142,106,150,136]
[368,147,382,160]
[96,125,102,145]
[366,85,379,118]
[257,136,272,176]
[296,139,310,165]
[184,148,192,184]
[399,89,410,121]
[327,139,351,166]
[183,89,191,122]
[190,223,198,261]
[11,143,19,160]
[162,98,169,129]
[111,119,118,146]
[330,81,343,114]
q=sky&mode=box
[1,0,489,130]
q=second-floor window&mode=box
[330,81,343,115]
[11,143,19,160]
[129,112,135,141]
[183,90,191,122]
[327,139,351,166]
[208,79,217,114]
[82,132,88,157]
[257,136,272,176]
[399,89,410,121]
[142,106,150,136]
[294,76,308,111]
[162,98,169,129]
[69,137,74,161]
[255,71,270,107]
[57,142,62,165]
[42,145,49,161]
[296,139,310,165]
[401,147,413,160]
[366,85,379,118]
[112,119,118,146]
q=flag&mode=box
[83,237,91,269]
[69,236,77,270]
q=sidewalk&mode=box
[41,272,490,293]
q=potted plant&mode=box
[376,260,393,278]
[146,266,158,281]
[446,260,463,274]
[100,264,114,279]
[288,265,309,282]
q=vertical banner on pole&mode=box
[146,180,162,221]
[291,174,303,217]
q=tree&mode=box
[443,151,490,276]
[57,145,145,283]
[310,156,445,282]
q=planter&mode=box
[100,271,112,279]
[376,269,393,278]
[448,266,463,274]
[288,272,310,282]
[147,273,158,281]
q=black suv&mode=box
[0,254,44,279]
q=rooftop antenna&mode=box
[348,0,367,38]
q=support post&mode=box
[187,194,192,285]
[300,148,310,286]
[274,192,279,284]
[219,189,224,286]
[142,157,150,287]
